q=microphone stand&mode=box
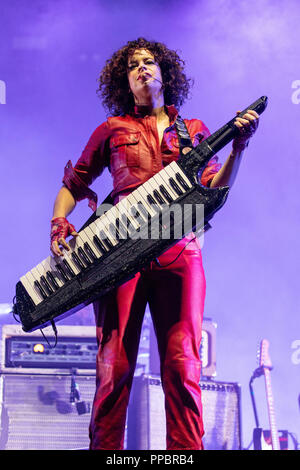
[249,366,265,429]
[70,368,90,415]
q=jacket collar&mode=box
[131,104,179,125]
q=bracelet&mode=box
[232,139,249,153]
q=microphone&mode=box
[70,368,90,415]
[138,73,163,86]
[153,77,163,85]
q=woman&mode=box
[50,38,259,450]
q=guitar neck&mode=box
[263,367,280,450]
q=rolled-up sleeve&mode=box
[62,122,111,211]
[200,156,222,187]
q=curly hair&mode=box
[97,37,193,116]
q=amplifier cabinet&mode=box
[127,375,242,450]
[0,372,241,450]
[0,372,95,450]
[2,321,216,377]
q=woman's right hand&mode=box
[50,217,78,257]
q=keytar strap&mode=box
[174,115,193,155]
[174,115,212,233]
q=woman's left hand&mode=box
[232,109,259,151]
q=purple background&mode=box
[1,0,300,449]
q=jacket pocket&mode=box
[110,131,141,172]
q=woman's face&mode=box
[127,49,163,103]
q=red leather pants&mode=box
[89,238,206,450]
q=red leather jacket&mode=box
[63,105,221,210]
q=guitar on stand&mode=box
[249,339,281,450]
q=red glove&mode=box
[50,217,78,256]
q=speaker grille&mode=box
[0,373,241,450]
[0,374,95,450]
